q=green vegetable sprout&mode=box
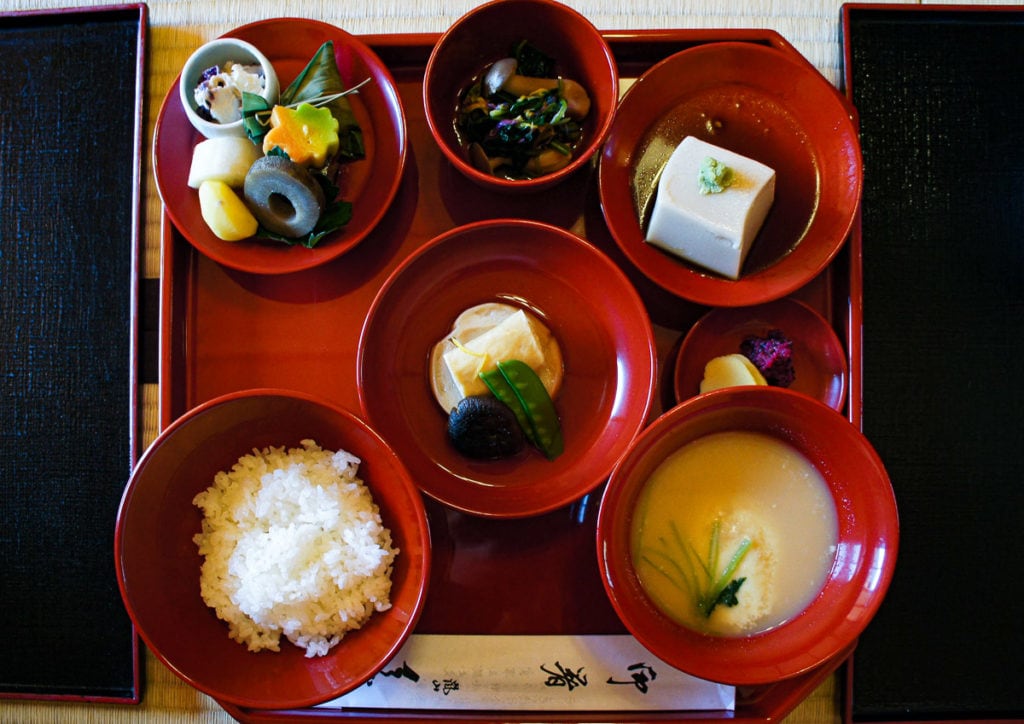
[640,518,752,618]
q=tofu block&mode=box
[443,310,546,399]
[645,136,775,279]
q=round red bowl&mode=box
[596,387,898,686]
[154,18,407,275]
[357,219,657,518]
[674,297,848,411]
[598,42,862,306]
[114,389,430,709]
[423,0,618,193]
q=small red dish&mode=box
[597,387,899,685]
[423,0,618,194]
[598,42,862,306]
[153,18,407,275]
[114,389,430,709]
[674,297,848,410]
[357,219,657,518]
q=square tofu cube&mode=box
[645,136,775,280]
[442,309,546,399]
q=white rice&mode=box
[192,439,398,658]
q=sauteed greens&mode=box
[456,41,586,180]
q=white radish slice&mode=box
[187,136,263,189]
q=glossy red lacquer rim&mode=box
[598,41,863,307]
[114,388,431,710]
[153,18,407,275]
[355,219,658,518]
[597,388,899,686]
[422,0,619,194]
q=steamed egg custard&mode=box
[631,431,838,637]
[430,302,563,413]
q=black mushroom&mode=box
[447,395,526,459]
[482,57,591,120]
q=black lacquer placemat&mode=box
[0,5,145,701]
[843,6,1023,721]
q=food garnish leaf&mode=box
[511,39,555,78]
[280,41,365,162]
[241,91,272,145]
[641,519,753,619]
[708,576,746,616]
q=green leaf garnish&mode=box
[640,518,752,618]
[279,41,366,162]
[238,42,371,247]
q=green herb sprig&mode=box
[641,518,752,618]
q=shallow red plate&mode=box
[598,42,861,306]
[357,219,658,518]
[153,18,407,275]
[115,389,430,710]
[674,297,848,410]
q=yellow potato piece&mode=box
[699,354,767,394]
[198,179,258,241]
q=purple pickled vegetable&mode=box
[740,329,795,387]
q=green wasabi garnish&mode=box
[698,156,735,194]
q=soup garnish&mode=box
[631,430,838,636]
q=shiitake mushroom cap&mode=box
[447,395,525,459]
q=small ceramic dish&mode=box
[674,297,848,410]
[598,42,862,306]
[357,219,657,518]
[154,19,407,275]
[423,0,618,193]
[114,389,430,710]
[596,387,899,685]
[179,37,280,139]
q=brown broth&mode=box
[631,431,838,636]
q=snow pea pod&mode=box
[496,359,564,460]
[479,368,537,446]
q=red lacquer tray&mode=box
[160,26,858,723]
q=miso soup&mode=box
[631,430,838,636]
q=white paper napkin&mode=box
[320,634,735,712]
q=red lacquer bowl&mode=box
[597,387,898,685]
[423,0,618,193]
[357,219,657,518]
[599,42,862,306]
[114,389,430,709]
[154,18,407,274]
[674,297,848,411]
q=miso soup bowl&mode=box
[423,0,618,193]
[596,387,899,686]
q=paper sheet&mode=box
[320,634,734,712]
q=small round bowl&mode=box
[357,219,657,518]
[114,389,430,709]
[674,297,848,411]
[179,37,280,139]
[599,42,862,306]
[596,387,898,686]
[423,0,618,193]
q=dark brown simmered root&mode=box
[447,395,526,459]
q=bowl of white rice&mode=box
[114,389,430,709]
